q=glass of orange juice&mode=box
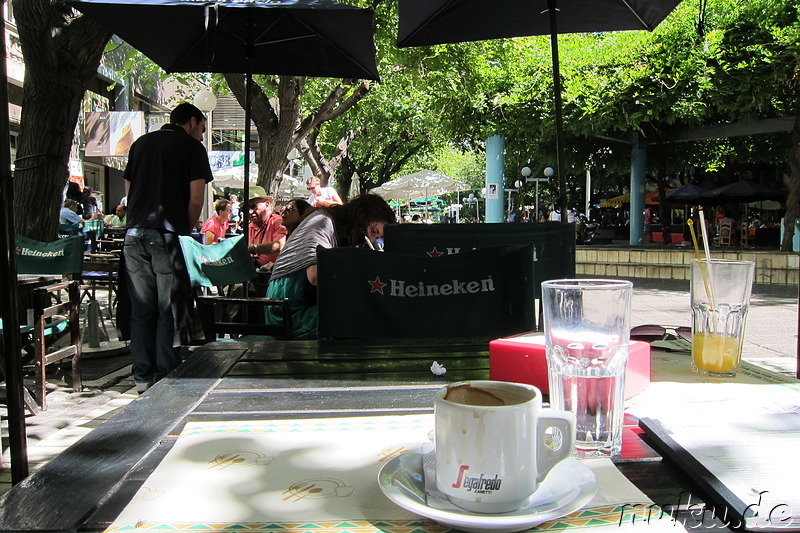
[690,259,754,377]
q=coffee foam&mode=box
[444,384,524,406]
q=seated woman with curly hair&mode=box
[266,193,395,339]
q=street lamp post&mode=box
[543,167,554,219]
[194,90,217,222]
[521,166,532,219]
[193,89,217,149]
[522,166,553,221]
[514,179,523,221]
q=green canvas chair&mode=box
[9,235,85,411]
[317,244,535,340]
[383,222,576,330]
[179,235,293,341]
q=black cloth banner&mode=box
[383,222,576,298]
[317,244,534,339]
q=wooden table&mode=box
[0,340,765,531]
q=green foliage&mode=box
[98,0,800,198]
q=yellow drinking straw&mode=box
[689,214,717,310]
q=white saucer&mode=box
[378,449,597,533]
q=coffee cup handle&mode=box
[536,411,577,483]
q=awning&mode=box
[599,190,668,208]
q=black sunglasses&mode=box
[248,203,259,210]
[630,324,692,342]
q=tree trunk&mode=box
[224,74,370,197]
[14,2,110,240]
[780,114,800,252]
[224,74,301,198]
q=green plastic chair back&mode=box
[317,244,535,339]
[179,234,257,288]
[383,222,575,299]
[15,235,85,275]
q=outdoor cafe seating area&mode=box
[3,221,800,532]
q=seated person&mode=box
[104,204,127,227]
[247,186,288,270]
[281,198,314,236]
[59,199,83,225]
[81,187,103,219]
[265,193,395,340]
[200,198,232,245]
[306,176,343,207]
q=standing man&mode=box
[123,102,213,393]
[306,176,343,207]
[247,185,287,270]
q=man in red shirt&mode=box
[247,186,287,269]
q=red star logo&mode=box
[368,276,387,294]
[427,247,444,258]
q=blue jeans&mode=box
[124,228,183,384]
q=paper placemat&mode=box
[105,415,680,532]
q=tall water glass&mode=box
[542,279,633,457]
[690,259,754,377]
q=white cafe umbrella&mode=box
[371,169,469,200]
[274,174,303,200]
[349,171,362,199]
[212,166,299,200]
[212,164,258,190]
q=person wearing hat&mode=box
[247,185,288,269]
[306,176,342,207]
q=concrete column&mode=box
[485,135,505,223]
[629,144,647,245]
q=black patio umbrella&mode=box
[397,0,682,216]
[66,0,380,235]
[664,183,709,204]
[0,0,379,483]
[702,180,787,205]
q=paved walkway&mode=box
[1,277,798,496]
[629,278,798,376]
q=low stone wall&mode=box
[576,247,799,286]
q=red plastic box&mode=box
[489,333,651,399]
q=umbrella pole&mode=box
[548,0,568,218]
[241,18,253,301]
[242,22,253,244]
[0,12,29,483]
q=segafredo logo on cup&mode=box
[367,276,495,297]
[451,465,502,493]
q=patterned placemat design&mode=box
[104,417,667,533]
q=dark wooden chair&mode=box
[30,280,83,410]
[80,253,119,315]
[179,235,293,342]
[10,235,86,412]
[718,220,733,246]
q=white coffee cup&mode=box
[434,380,576,514]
